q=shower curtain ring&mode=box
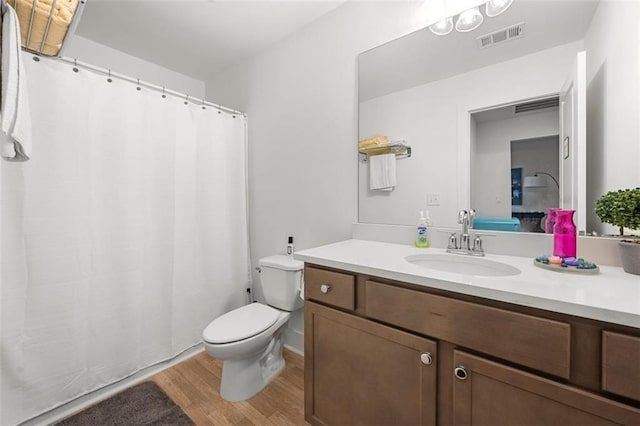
[201,98,206,110]
[136,79,141,91]
[72,59,78,73]
[217,105,222,114]
[107,69,112,83]
[162,86,166,99]
[184,95,189,105]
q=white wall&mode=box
[473,110,559,217]
[65,36,205,97]
[359,42,581,227]
[584,0,640,235]
[205,2,430,350]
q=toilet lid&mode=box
[203,303,280,344]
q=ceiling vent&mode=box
[477,22,525,49]
[514,97,560,114]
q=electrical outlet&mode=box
[427,192,441,206]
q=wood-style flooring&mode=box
[150,350,309,426]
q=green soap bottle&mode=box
[415,210,431,248]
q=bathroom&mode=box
[0,0,638,425]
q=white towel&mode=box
[369,153,397,191]
[1,2,32,161]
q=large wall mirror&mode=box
[358,0,639,236]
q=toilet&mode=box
[202,254,304,402]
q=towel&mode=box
[1,2,32,161]
[359,134,389,150]
[8,0,77,56]
[369,153,397,191]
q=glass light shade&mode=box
[455,7,484,33]
[429,17,454,36]
[523,176,546,188]
[485,0,514,17]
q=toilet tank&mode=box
[259,255,304,311]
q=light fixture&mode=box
[428,0,515,36]
[429,17,454,36]
[455,7,484,33]
[485,0,514,17]
[524,172,559,189]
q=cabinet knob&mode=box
[454,365,468,381]
[420,352,433,365]
[320,284,331,294]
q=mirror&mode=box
[358,0,639,236]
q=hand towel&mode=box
[369,153,397,191]
[1,2,32,161]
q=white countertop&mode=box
[295,239,640,328]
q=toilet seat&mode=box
[203,303,280,344]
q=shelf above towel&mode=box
[359,141,411,162]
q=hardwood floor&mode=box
[150,350,309,426]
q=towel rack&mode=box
[359,141,412,162]
[7,0,86,57]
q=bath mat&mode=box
[55,381,194,426]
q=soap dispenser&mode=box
[415,211,431,248]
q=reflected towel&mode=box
[359,134,389,150]
[1,2,32,161]
[369,153,396,191]
[8,0,77,56]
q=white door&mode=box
[559,51,587,234]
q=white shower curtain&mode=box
[0,54,250,425]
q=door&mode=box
[452,350,640,425]
[559,50,587,234]
[304,301,437,426]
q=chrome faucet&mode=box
[447,209,484,256]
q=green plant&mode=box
[595,187,640,236]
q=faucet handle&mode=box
[448,233,458,250]
[468,209,476,229]
[472,235,484,255]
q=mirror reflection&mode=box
[358,0,639,236]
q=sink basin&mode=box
[405,253,521,277]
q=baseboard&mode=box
[284,328,304,356]
[19,344,205,426]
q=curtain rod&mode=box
[45,56,246,117]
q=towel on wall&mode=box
[369,153,397,191]
[1,1,32,161]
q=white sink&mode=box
[405,253,521,277]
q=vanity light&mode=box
[428,0,514,36]
[485,0,514,17]
[455,7,484,32]
[429,17,454,35]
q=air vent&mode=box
[514,97,560,114]
[476,22,525,49]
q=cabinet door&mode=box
[305,301,437,426]
[452,350,640,426]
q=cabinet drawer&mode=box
[305,266,355,311]
[366,280,571,378]
[602,331,640,401]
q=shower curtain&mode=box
[0,54,250,425]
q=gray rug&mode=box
[55,381,194,426]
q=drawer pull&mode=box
[454,366,468,380]
[420,352,433,365]
[320,284,331,294]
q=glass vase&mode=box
[553,209,576,258]
[545,207,559,234]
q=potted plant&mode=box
[595,187,640,275]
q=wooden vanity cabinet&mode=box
[452,350,640,425]
[304,301,437,426]
[303,265,640,426]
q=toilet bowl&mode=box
[202,255,303,402]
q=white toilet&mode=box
[202,254,304,402]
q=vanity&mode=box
[296,239,640,425]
